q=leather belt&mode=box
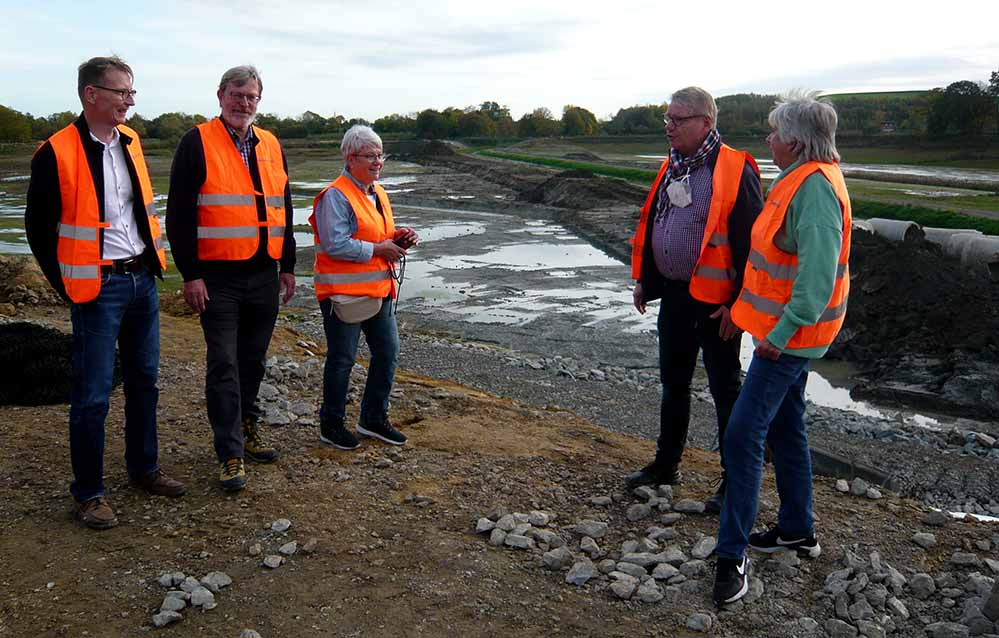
[101,255,145,275]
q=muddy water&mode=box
[636,155,999,192]
[388,198,894,419]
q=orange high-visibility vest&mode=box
[195,118,287,260]
[309,174,396,301]
[630,144,759,303]
[49,123,165,303]
[731,161,852,349]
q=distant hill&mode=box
[822,90,929,101]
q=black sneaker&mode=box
[749,526,821,558]
[624,462,681,489]
[357,417,407,446]
[320,420,360,450]
[704,473,726,514]
[713,555,751,606]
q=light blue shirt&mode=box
[314,169,379,263]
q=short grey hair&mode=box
[670,87,718,125]
[341,125,383,161]
[218,65,262,94]
[768,90,840,163]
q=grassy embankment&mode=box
[476,149,999,235]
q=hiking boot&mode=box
[75,497,118,530]
[624,462,681,489]
[243,419,279,464]
[320,419,360,450]
[749,526,821,558]
[704,473,726,514]
[357,416,407,446]
[713,555,751,606]
[219,458,246,492]
[132,469,186,497]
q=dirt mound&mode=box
[409,140,457,157]
[520,170,646,210]
[0,254,61,306]
[0,321,122,405]
[830,229,999,417]
[562,151,603,161]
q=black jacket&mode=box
[165,123,296,282]
[638,145,764,307]
[24,115,164,301]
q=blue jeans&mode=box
[69,269,160,503]
[716,352,812,560]
[320,296,399,426]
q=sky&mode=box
[2,0,997,122]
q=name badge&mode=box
[666,179,692,208]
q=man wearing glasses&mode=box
[26,55,185,529]
[166,65,295,492]
[627,87,763,512]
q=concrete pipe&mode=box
[945,232,986,258]
[922,227,981,248]
[852,219,875,233]
[960,236,999,281]
[867,218,925,243]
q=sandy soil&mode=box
[3,305,997,638]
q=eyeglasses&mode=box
[353,152,387,163]
[663,114,703,127]
[226,91,261,104]
[92,85,137,100]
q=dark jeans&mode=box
[319,296,399,427]
[69,269,160,502]
[716,352,813,560]
[200,268,279,461]
[655,279,742,470]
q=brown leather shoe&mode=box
[75,497,119,530]
[133,469,187,497]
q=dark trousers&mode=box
[200,268,279,462]
[655,279,742,471]
[69,269,160,502]
[319,296,399,426]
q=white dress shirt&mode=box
[92,128,146,260]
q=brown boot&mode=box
[75,497,119,530]
[132,469,187,497]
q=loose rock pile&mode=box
[152,570,232,627]
[474,479,999,637]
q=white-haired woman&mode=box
[713,91,852,606]
[308,125,419,450]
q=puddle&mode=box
[896,188,983,198]
[736,332,886,418]
[423,242,619,272]
[635,156,999,188]
[290,175,418,191]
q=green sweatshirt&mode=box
[765,160,845,359]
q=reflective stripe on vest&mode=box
[314,269,393,285]
[309,175,396,301]
[195,118,288,261]
[48,123,165,303]
[747,249,848,281]
[731,161,852,350]
[630,145,759,304]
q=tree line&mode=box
[2,73,997,144]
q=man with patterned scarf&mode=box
[627,87,764,513]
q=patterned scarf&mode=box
[656,128,721,219]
